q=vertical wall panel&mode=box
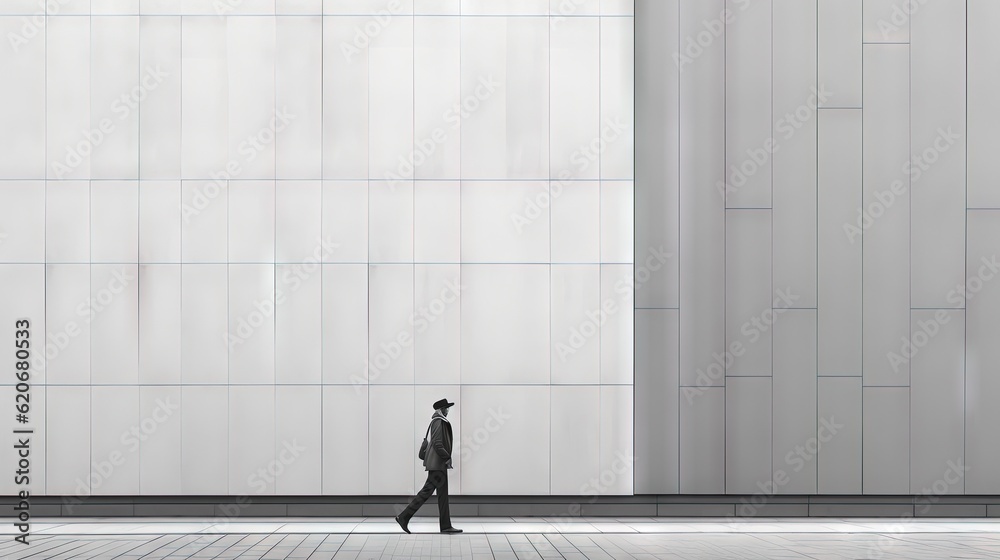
[90,264,139,384]
[228,264,275,384]
[227,17,275,179]
[911,0,965,308]
[46,182,90,263]
[414,17,460,179]
[863,387,910,494]
[862,44,910,387]
[0,265,45,385]
[368,15,413,179]
[139,386,182,495]
[275,263,322,384]
[275,180,322,263]
[968,0,1000,208]
[229,386,276,495]
[551,265,601,385]
[599,16,634,180]
[680,386,725,493]
[679,0,725,387]
[274,387,322,495]
[551,17,599,179]
[0,16,45,178]
[724,0,771,208]
[322,17,368,179]
[46,386,91,495]
[91,386,140,494]
[966,211,1000,493]
[551,386,601,494]
[276,16,322,179]
[367,264,414,385]
[139,181,181,262]
[180,264,227,384]
[45,265,90,385]
[139,16,182,179]
[773,309,817,494]
[47,16,90,180]
[181,16,227,178]
[910,309,964,494]
[322,264,368,384]
[323,385,369,495]
[181,386,228,494]
[818,0,862,108]
[634,308,679,494]
[600,264,633,385]
[725,209,772,376]
[600,385,634,494]
[634,0,678,310]
[817,377,862,493]
[139,265,181,384]
[862,0,910,42]
[414,264,462,385]
[368,386,415,494]
[726,377,772,493]
[90,16,139,179]
[817,110,862,376]
[181,180,227,263]
[772,0,818,308]
[0,182,45,263]
[92,181,139,263]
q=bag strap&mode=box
[422,420,434,442]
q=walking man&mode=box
[395,398,463,534]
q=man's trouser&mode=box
[400,469,451,530]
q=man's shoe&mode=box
[441,527,463,534]
[395,515,410,534]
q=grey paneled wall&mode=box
[636,0,998,495]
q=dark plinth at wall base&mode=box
[6,495,1000,518]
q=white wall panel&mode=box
[275,180,322,263]
[966,211,1000,493]
[772,309,817,494]
[46,182,90,263]
[181,180,227,263]
[91,386,140,494]
[414,182,460,263]
[181,16,227,178]
[416,0,460,15]
[369,15,413,179]
[228,264,275,384]
[276,17,322,179]
[817,110,862,376]
[551,182,600,264]
[278,0,321,13]
[322,264,368,384]
[46,386,91,495]
[91,181,139,263]
[863,387,909,494]
[679,0,725,387]
[368,264,414,385]
[414,17,460,179]
[323,385,369,494]
[910,0,965,308]
[138,265,180,384]
[634,0,678,310]
[461,0,547,15]
[139,386,182,495]
[634,309,678,494]
[0,17,45,178]
[600,264,633,385]
[139,16,181,179]
[275,263,322,384]
[910,309,964,494]
[369,181,413,263]
[551,265,600,385]
[461,17,549,179]
[90,264,139,384]
[228,181,275,263]
[679,386,724,493]
[180,264,227,384]
[227,17,275,179]
[724,0,771,208]
[229,386,276,495]
[0,182,44,263]
[817,377,862,493]
[322,181,368,263]
[462,265,549,384]
[862,44,909,387]
[139,181,181,263]
[550,17,599,179]
[551,386,600,494]
[600,385,633,494]
[600,181,634,264]
[461,385,550,495]
[45,265,90,385]
[0,265,44,385]
[181,386,227,494]
[863,0,909,42]
[600,16,634,180]
[968,0,1000,208]
[368,386,415,494]
[726,377,772,494]
[46,16,90,180]
[818,0,862,108]
[461,181,549,263]
[322,17,368,179]
[772,0,818,308]
[725,209,772,376]
[90,16,139,179]
[323,0,414,15]
[414,265,461,385]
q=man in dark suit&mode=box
[395,398,462,534]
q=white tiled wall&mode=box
[0,0,633,496]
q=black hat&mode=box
[433,398,455,410]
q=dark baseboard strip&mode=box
[6,495,1000,518]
